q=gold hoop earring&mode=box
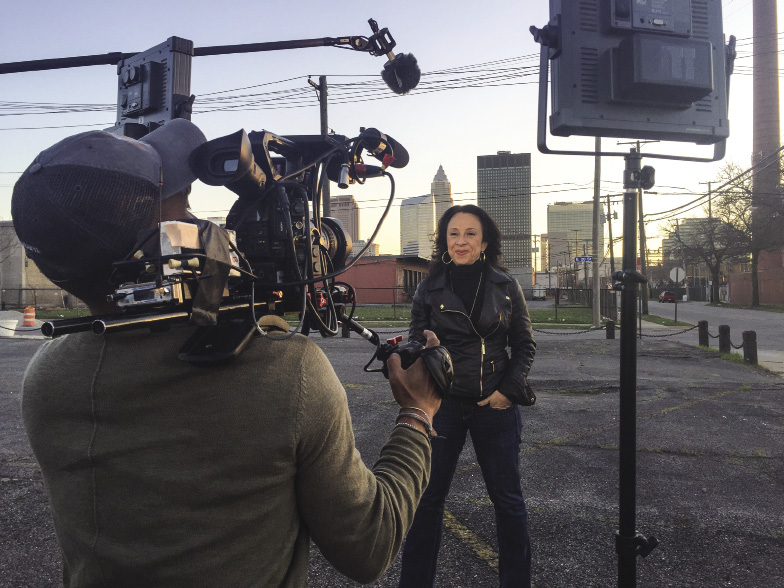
[480,251,486,263]
[441,251,452,265]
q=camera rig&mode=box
[43,124,407,360]
[4,18,447,385]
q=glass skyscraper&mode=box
[400,194,436,258]
[477,151,532,276]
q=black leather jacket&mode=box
[409,266,536,404]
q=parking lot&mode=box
[2,328,784,587]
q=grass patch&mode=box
[347,305,412,322]
[25,308,90,320]
[719,351,749,365]
[698,346,771,372]
[640,314,692,327]
[27,304,608,330]
[528,306,596,326]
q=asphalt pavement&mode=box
[644,299,784,374]
[1,309,783,587]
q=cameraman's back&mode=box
[24,324,400,587]
[24,327,298,585]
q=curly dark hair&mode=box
[429,204,507,277]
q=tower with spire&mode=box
[431,165,453,224]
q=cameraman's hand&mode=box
[387,330,442,423]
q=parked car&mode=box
[659,291,676,303]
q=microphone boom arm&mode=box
[0,21,394,75]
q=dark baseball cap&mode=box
[11,119,207,293]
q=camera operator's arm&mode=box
[294,333,440,584]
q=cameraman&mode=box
[12,119,441,587]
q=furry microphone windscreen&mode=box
[381,53,421,95]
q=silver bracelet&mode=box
[397,411,435,438]
[401,406,431,419]
[394,422,432,443]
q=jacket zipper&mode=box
[441,307,502,397]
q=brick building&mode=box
[338,255,430,304]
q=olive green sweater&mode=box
[22,326,430,587]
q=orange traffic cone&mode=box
[23,306,36,326]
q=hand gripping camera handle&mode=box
[378,340,454,396]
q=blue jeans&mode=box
[399,396,531,587]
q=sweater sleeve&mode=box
[294,342,431,584]
[497,278,537,404]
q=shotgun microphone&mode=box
[360,128,409,168]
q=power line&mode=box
[643,147,784,224]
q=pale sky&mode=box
[1,0,781,258]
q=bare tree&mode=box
[711,161,784,306]
[0,224,22,265]
[665,213,743,303]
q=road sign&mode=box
[670,267,686,282]
[574,256,593,262]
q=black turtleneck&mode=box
[449,259,487,325]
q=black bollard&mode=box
[698,320,709,347]
[718,325,731,354]
[742,331,757,365]
[606,320,615,339]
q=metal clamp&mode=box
[615,531,659,559]
[612,269,648,291]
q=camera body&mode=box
[109,129,354,324]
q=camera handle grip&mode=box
[376,339,454,396]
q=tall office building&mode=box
[431,165,453,224]
[400,194,436,258]
[546,201,604,262]
[330,194,360,242]
[546,201,606,287]
[477,151,532,286]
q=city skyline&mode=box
[0,2,778,260]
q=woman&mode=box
[399,204,536,588]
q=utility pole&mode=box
[592,136,602,328]
[309,75,331,217]
[532,235,539,274]
[698,180,714,302]
[606,194,616,276]
[699,181,713,219]
[572,229,580,288]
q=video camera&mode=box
[99,124,407,356]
